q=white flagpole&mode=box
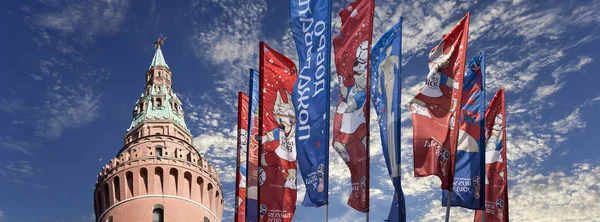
[445,191,452,222]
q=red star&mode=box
[316,141,321,148]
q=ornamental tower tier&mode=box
[93,37,223,222]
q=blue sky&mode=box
[0,0,599,221]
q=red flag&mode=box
[236,92,249,222]
[475,89,509,222]
[332,0,374,213]
[258,42,298,222]
[410,12,470,190]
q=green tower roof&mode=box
[149,46,169,69]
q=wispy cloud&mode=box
[34,84,102,139]
[33,0,130,43]
[0,137,35,155]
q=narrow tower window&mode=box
[140,168,148,195]
[152,205,164,222]
[113,176,121,202]
[156,98,162,107]
[154,167,163,194]
[126,171,133,198]
[156,147,163,157]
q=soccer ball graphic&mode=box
[258,167,266,186]
[355,40,369,65]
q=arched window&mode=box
[103,183,110,208]
[183,172,192,198]
[154,167,163,194]
[169,168,178,195]
[113,176,121,202]
[107,216,113,222]
[152,205,164,222]
[126,171,134,198]
[196,177,204,203]
[140,168,148,195]
[95,191,101,216]
[204,216,210,222]
[207,183,213,210]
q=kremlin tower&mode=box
[93,38,224,222]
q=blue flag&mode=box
[370,19,406,222]
[290,0,331,207]
[442,52,486,210]
[246,69,260,221]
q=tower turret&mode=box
[94,37,223,222]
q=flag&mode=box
[332,0,374,212]
[258,42,298,222]
[409,12,470,190]
[370,19,406,221]
[442,52,486,210]
[290,0,331,207]
[236,92,250,222]
[246,69,260,222]
[475,89,509,222]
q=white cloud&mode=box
[534,56,593,101]
[0,210,4,221]
[35,84,101,139]
[187,0,267,109]
[34,0,130,42]
[420,162,600,221]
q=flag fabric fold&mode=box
[370,19,406,222]
[442,51,486,210]
[236,92,250,222]
[258,42,298,222]
[246,69,260,222]
[410,12,470,190]
[475,89,509,222]
[331,0,375,213]
[289,0,331,207]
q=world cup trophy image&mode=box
[260,90,297,190]
[432,138,450,176]
[496,199,505,220]
[317,164,325,192]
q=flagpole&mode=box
[482,210,486,222]
[366,212,369,222]
[444,191,452,222]
[397,16,404,222]
[325,204,329,222]
[481,51,487,222]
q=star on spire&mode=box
[153,37,167,49]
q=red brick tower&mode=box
[93,37,223,222]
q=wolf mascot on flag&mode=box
[258,42,298,222]
[332,0,374,213]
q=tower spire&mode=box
[149,37,169,69]
[127,36,189,134]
